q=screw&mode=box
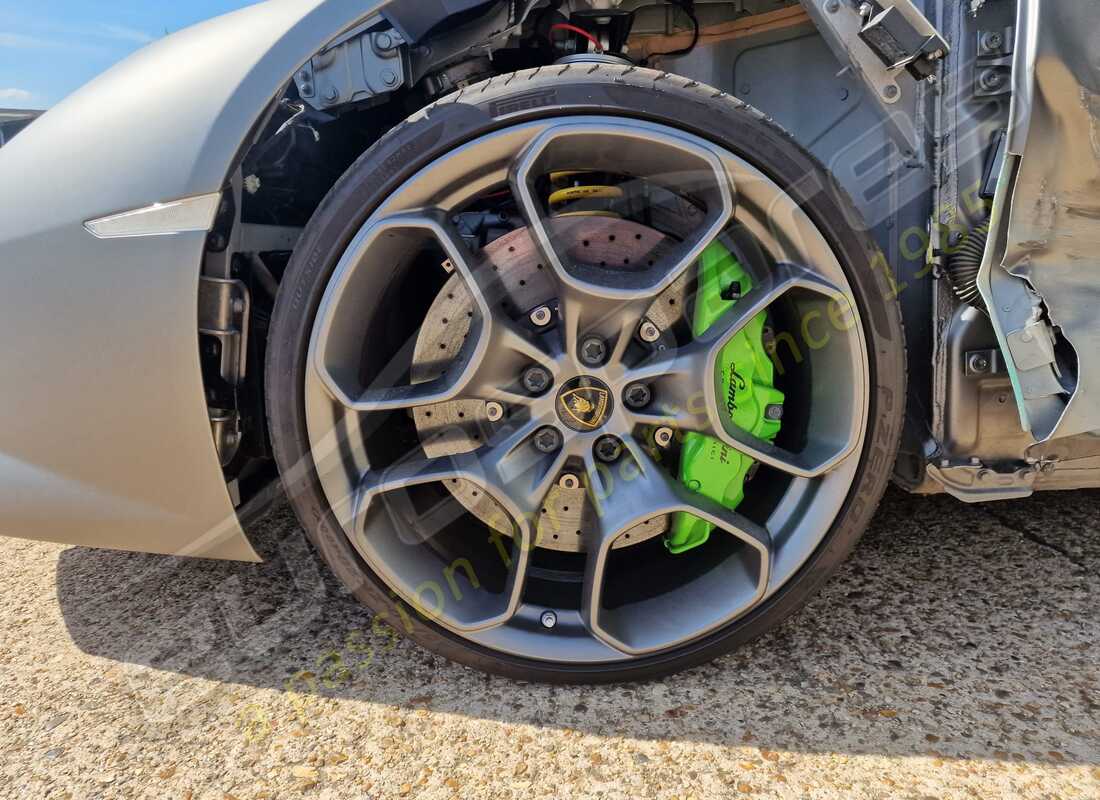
[533,426,563,453]
[981,31,1003,52]
[824,0,840,11]
[322,85,340,105]
[529,305,553,327]
[540,610,558,629]
[594,435,623,463]
[380,68,399,88]
[979,68,1004,92]
[558,473,580,490]
[623,382,652,410]
[522,365,552,395]
[765,404,784,421]
[580,336,607,367]
[485,401,504,422]
[638,320,661,343]
[654,426,674,448]
[883,84,900,101]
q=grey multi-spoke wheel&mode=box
[267,66,906,682]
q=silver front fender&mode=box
[0,0,388,560]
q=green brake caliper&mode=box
[666,242,784,553]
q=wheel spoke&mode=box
[580,443,772,655]
[313,209,556,414]
[350,439,540,633]
[509,120,735,302]
[624,264,859,477]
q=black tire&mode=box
[265,65,907,683]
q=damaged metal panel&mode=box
[980,0,1100,443]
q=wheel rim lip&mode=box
[301,116,871,664]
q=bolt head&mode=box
[654,426,674,448]
[979,69,1004,90]
[533,426,563,454]
[579,336,608,367]
[594,435,623,463]
[638,320,661,344]
[825,0,840,11]
[540,610,558,629]
[522,365,552,395]
[485,401,504,422]
[765,404,784,421]
[968,354,991,373]
[380,68,399,87]
[558,473,580,490]
[529,305,553,327]
[623,382,652,410]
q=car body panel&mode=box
[980,0,1100,444]
[0,0,390,560]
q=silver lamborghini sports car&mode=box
[1,0,1096,681]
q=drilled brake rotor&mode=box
[411,217,689,553]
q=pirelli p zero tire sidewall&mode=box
[265,66,907,683]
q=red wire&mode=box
[550,22,603,53]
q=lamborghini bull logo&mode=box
[556,376,613,432]
[559,387,610,429]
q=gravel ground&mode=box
[1,487,1098,799]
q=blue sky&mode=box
[0,1,259,108]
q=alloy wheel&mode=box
[302,117,870,663]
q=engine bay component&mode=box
[668,242,784,553]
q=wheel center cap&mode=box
[557,376,613,432]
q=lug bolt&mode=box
[623,382,652,410]
[540,610,558,629]
[533,426,563,453]
[529,305,553,327]
[579,335,608,367]
[765,404,784,421]
[654,426,674,448]
[485,401,504,422]
[638,319,661,343]
[594,435,624,463]
[522,365,552,395]
[558,473,580,490]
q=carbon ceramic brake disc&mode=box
[411,217,689,553]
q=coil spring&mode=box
[547,171,623,218]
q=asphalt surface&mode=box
[1,486,1098,799]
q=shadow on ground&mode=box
[55,487,1100,764]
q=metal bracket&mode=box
[802,0,944,157]
[963,348,1004,376]
[858,2,948,80]
[295,18,407,111]
[198,277,250,386]
[973,26,1014,98]
[209,408,241,468]
[926,460,1037,502]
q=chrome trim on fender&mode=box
[84,192,221,239]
